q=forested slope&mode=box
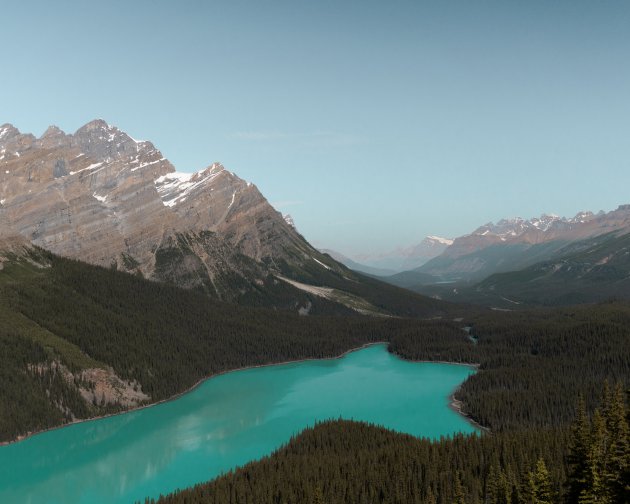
[150,384,629,504]
[0,250,409,441]
[2,249,630,503]
[145,303,630,504]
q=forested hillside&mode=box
[149,384,629,504]
[142,302,630,504]
[410,231,630,309]
[2,249,630,503]
[149,380,629,504]
[472,231,630,307]
[0,248,456,441]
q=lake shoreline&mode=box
[1,341,483,446]
[449,390,490,433]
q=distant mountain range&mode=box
[328,235,453,274]
[415,207,630,281]
[471,230,630,306]
[0,120,447,318]
[4,119,630,312]
[319,249,398,277]
[379,206,630,307]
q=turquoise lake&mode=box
[0,344,477,504]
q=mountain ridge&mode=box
[414,206,630,283]
[0,120,448,317]
[341,235,453,273]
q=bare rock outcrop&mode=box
[0,120,335,298]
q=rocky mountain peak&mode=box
[41,125,65,138]
[76,118,110,132]
[570,211,595,223]
[472,214,566,238]
[1,118,162,165]
[0,124,21,144]
[38,125,69,149]
[0,119,337,304]
[71,119,150,162]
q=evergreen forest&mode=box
[0,250,629,502]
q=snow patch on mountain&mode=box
[351,234,454,272]
[69,162,104,175]
[470,211,599,239]
[283,214,296,229]
[312,257,331,270]
[155,164,225,208]
[0,126,12,141]
[426,236,453,245]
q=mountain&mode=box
[350,236,453,273]
[467,230,630,307]
[406,228,630,308]
[0,120,447,317]
[415,208,630,283]
[283,214,296,229]
[397,236,454,271]
[0,120,305,292]
[319,249,397,276]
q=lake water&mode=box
[0,344,476,504]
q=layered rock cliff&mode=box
[0,120,340,301]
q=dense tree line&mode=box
[391,305,630,431]
[0,333,66,440]
[148,384,629,504]
[1,253,630,441]
[0,252,457,441]
[1,251,630,502]
[566,383,630,503]
[146,421,570,504]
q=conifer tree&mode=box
[426,486,437,504]
[567,396,591,503]
[603,383,629,503]
[453,472,466,504]
[527,459,553,504]
[486,464,500,504]
[581,411,610,504]
[313,485,325,504]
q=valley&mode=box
[0,248,628,503]
[5,3,630,502]
[354,208,630,310]
[1,122,629,504]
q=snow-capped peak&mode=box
[284,214,296,229]
[471,211,583,238]
[0,124,19,142]
[569,211,595,224]
[426,235,453,245]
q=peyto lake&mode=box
[0,344,477,504]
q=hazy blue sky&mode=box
[3,1,630,256]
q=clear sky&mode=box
[3,0,630,256]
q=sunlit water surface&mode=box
[0,344,476,503]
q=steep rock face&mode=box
[155,165,311,263]
[0,120,338,299]
[0,120,175,273]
